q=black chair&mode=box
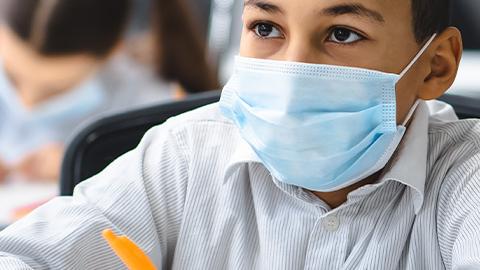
[60,90,221,196]
[440,91,480,119]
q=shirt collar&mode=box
[376,101,430,214]
[224,101,430,214]
[224,136,260,181]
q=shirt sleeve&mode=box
[0,121,189,270]
[437,151,480,270]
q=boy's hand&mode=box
[15,144,64,182]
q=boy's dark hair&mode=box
[4,0,131,57]
[412,0,451,43]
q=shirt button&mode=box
[322,215,340,232]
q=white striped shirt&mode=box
[0,101,480,269]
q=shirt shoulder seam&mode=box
[428,122,480,150]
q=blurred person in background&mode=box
[0,0,218,184]
[152,0,219,95]
[126,0,219,98]
[0,0,169,183]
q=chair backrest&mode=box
[440,92,480,119]
[60,91,221,195]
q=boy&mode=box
[0,0,475,269]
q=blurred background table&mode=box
[0,177,57,229]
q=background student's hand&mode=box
[0,159,10,183]
[15,144,64,182]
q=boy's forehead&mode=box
[243,0,413,31]
[243,0,410,17]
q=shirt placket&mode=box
[303,209,346,270]
[297,185,383,270]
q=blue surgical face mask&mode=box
[220,35,436,192]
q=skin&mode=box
[0,159,8,183]
[0,26,102,109]
[240,0,463,208]
[14,143,64,182]
[0,25,112,182]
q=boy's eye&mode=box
[253,23,282,39]
[328,27,363,44]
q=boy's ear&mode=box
[417,27,463,100]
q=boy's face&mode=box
[239,0,455,124]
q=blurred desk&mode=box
[0,179,57,228]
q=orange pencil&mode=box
[102,229,157,270]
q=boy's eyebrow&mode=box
[243,1,384,24]
[320,3,385,23]
[244,0,284,14]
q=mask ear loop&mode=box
[402,100,421,126]
[399,34,437,79]
[398,34,437,126]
